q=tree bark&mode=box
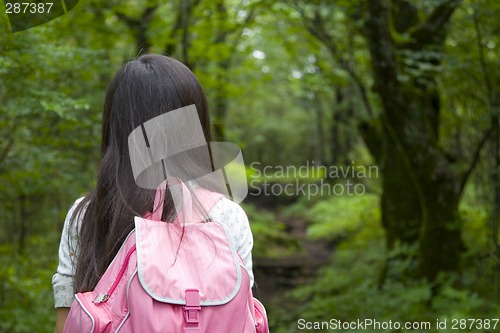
[364,0,467,281]
[492,116,500,259]
[472,7,500,259]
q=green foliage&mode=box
[305,193,379,240]
[270,201,500,333]
[0,234,59,333]
[242,203,301,259]
[0,0,498,331]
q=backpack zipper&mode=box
[93,244,137,304]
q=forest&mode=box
[0,0,499,332]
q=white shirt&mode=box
[52,197,254,308]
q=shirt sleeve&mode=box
[208,197,255,287]
[52,198,84,308]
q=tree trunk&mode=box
[330,89,343,165]
[492,115,500,258]
[213,71,229,141]
[376,104,465,280]
[116,5,157,55]
[364,0,466,281]
[472,6,500,260]
[314,92,326,164]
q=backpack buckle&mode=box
[183,289,201,325]
[184,308,200,323]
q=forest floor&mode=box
[252,209,336,304]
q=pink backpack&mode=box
[63,179,269,333]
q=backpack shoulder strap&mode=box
[193,186,225,218]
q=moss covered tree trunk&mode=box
[363,0,470,280]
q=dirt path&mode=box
[252,211,336,304]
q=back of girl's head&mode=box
[102,54,211,156]
[73,54,210,292]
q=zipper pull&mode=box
[93,293,110,303]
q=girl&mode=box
[52,54,254,332]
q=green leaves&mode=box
[0,236,59,333]
[306,194,380,240]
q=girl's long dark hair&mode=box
[72,54,211,292]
